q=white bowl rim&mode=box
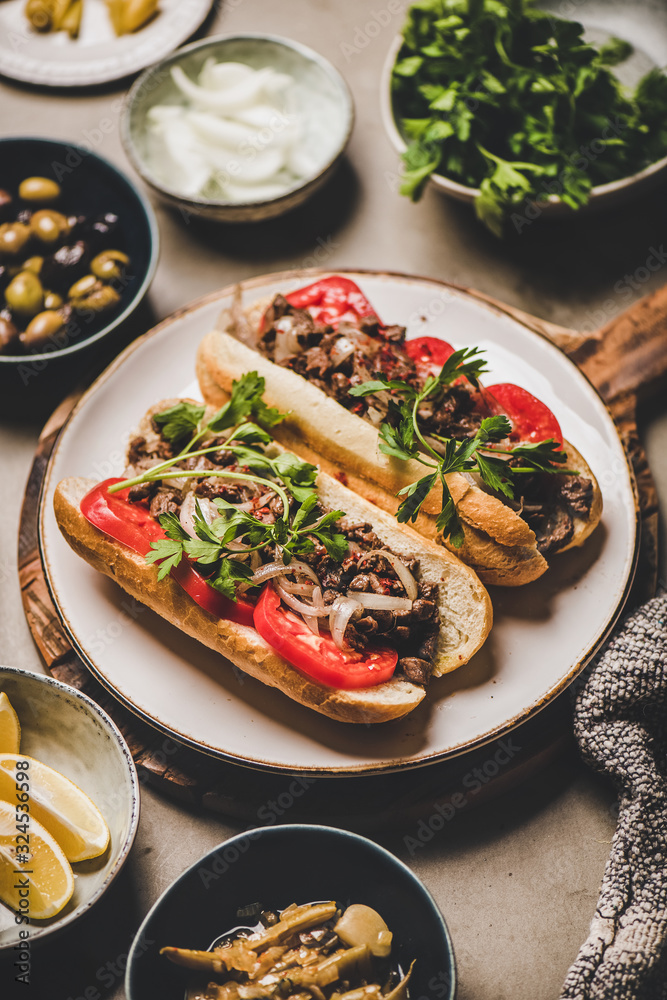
[380,32,667,203]
[121,32,355,212]
[0,663,140,948]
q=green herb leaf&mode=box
[436,346,489,388]
[158,511,189,541]
[271,452,318,503]
[396,472,438,523]
[475,452,514,498]
[378,414,419,462]
[207,372,286,433]
[312,530,349,562]
[435,496,464,547]
[145,539,184,580]
[209,558,254,600]
[153,402,206,448]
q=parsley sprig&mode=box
[393,0,667,236]
[349,348,571,546]
[109,373,348,599]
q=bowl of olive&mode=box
[0,137,158,380]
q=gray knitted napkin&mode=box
[560,593,667,1000]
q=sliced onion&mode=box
[274,317,302,363]
[234,500,255,512]
[281,560,320,584]
[279,580,315,596]
[302,615,320,636]
[250,550,261,572]
[345,592,412,611]
[366,405,384,426]
[179,493,218,539]
[329,596,361,650]
[250,562,290,585]
[312,586,325,612]
[273,580,330,617]
[329,336,355,367]
[356,549,418,601]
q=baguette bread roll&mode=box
[197,306,603,587]
[54,465,492,724]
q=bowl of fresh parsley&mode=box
[381,0,667,236]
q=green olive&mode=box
[0,190,12,222]
[72,283,121,313]
[0,314,19,352]
[19,176,61,203]
[90,249,130,283]
[68,273,98,300]
[0,222,31,257]
[23,255,44,275]
[43,289,64,310]
[30,209,70,245]
[25,0,54,31]
[5,271,44,317]
[21,309,65,349]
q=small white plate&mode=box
[0,0,214,88]
[0,665,139,948]
[39,270,638,775]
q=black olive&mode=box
[89,212,122,251]
[41,240,90,293]
[66,214,88,241]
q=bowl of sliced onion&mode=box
[121,34,355,223]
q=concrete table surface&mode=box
[1,3,666,999]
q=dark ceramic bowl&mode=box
[125,825,456,1000]
[0,137,158,376]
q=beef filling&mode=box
[258,296,484,439]
[125,425,440,685]
[259,295,597,558]
[517,470,594,555]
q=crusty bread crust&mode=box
[53,464,492,722]
[197,310,603,587]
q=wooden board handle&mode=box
[567,284,667,403]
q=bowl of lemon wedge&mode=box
[0,665,139,948]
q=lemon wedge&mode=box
[0,799,74,920]
[0,693,21,753]
[0,755,110,863]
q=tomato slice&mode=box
[80,479,255,627]
[285,276,379,328]
[484,384,563,447]
[253,584,398,690]
[405,336,456,376]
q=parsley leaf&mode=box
[435,496,464,548]
[348,379,414,398]
[392,0,667,235]
[436,346,488,388]
[271,452,318,503]
[379,418,420,462]
[209,558,253,600]
[153,402,206,448]
[145,539,184,580]
[396,473,438,523]
[207,372,286,433]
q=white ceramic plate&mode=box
[39,270,638,775]
[0,0,213,88]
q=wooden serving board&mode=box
[17,277,667,825]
